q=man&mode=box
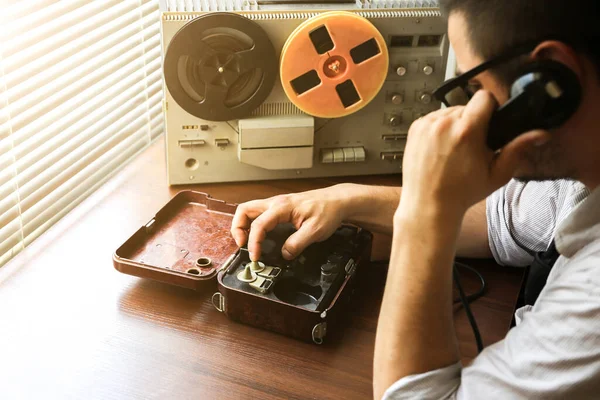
[231,0,600,397]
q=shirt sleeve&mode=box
[486,179,588,266]
[382,362,461,400]
[381,247,600,399]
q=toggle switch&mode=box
[381,151,404,161]
[420,93,433,104]
[391,93,404,105]
[215,138,230,148]
[178,139,206,148]
[389,115,402,127]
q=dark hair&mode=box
[439,0,600,85]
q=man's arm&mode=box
[456,200,491,258]
[345,186,491,259]
[373,203,463,398]
[373,91,551,398]
[342,185,401,234]
[231,183,491,261]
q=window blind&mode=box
[0,0,164,267]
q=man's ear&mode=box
[532,41,585,82]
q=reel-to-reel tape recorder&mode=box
[160,0,449,184]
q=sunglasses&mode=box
[433,42,539,107]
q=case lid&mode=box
[113,191,239,290]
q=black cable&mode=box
[453,263,484,353]
[372,260,487,305]
[452,261,486,304]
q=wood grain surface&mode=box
[0,138,524,399]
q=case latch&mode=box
[344,258,356,276]
[144,218,156,233]
[312,322,327,345]
[211,292,226,313]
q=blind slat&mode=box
[3,1,104,58]
[0,194,22,261]
[0,121,151,250]
[5,42,161,135]
[0,58,161,180]
[5,1,127,66]
[21,129,151,233]
[0,49,162,170]
[0,1,164,267]
[1,1,62,28]
[0,208,21,250]
[21,136,151,252]
[4,0,158,89]
[6,16,160,103]
[17,94,161,213]
[20,117,152,222]
[0,88,162,218]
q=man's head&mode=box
[439,0,600,188]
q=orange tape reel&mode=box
[280,11,389,118]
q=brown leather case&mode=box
[113,190,372,344]
[113,190,238,291]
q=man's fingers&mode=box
[281,221,324,260]
[428,106,461,119]
[247,208,291,261]
[230,200,268,247]
[490,129,552,186]
[461,90,498,137]
[413,106,462,127]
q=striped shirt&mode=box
[383,179,600,400]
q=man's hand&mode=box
[398,90,551,220]
[230,186,350,261]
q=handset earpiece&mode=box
[487,60,582,151]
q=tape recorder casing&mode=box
[113,190,372,344]
[161,3,449,184]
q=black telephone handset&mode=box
[486,60,582,151]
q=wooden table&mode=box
[0,138,524,399]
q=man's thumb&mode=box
[490,129,552,185]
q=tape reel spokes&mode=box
[164,13,277,122]
[280,11,389,119]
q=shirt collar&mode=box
[555,186,600,257]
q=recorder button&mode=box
[342,147,355,162]
[332,148,345,163]
[321,149,334,164]
[353,147,366,162]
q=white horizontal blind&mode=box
[159,0,440,12]
[0,0,164,267]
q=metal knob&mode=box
[420,93,432,104]
[320,262,338,283]
[389,115,402,127]
[391,93,404,105]
[396,66,407,76]
[423,65,434,75]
